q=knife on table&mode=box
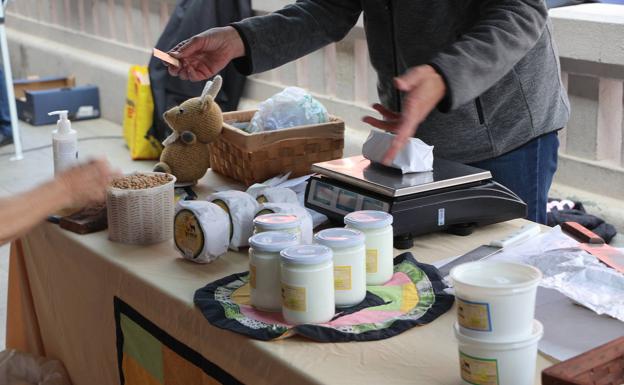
[438,223,542,277]
[561,221,624,274]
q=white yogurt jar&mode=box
[314,228,366,308]
[280,244,335,325]
[248,231,300,312]
[254,213,302,243]
[344,210,394,285]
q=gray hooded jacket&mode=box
[232,0,570,163]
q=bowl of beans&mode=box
[107,172,176,245]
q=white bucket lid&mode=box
[454,320,544,349]
[314,228,365,249]
[254,213,300,229]
[344,210,393,229]
[280,244,333,265]
[249,231,299,252]
[450,260,542,294]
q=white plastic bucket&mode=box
[450,261,542,341]
[454,320,543,385]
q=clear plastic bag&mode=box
[247,87,328,133]
[0,350,70,385]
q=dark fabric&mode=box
[231,1,570,164]
[147,0,252,144]
[469,131,560,225]
[548,208,618,243]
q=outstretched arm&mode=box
[0,159,115,245]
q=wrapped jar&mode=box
[249,231,299,312]
[280,245,335,325]
[314,228,366,308]
[344,211,394,285]
[254,213,302,243]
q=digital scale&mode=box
[304,155,527,249]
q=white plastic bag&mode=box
[247,87,328,133]
[362,130,434,173]
[0,350,70,385]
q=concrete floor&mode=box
[0,113,622,351]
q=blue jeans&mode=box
[0,68,11,137]
[469,132,559,224]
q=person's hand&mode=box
[56,159,118,208]
[362,65,446,165]
[167,26,245,82]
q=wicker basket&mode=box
[209,110,344,186]
[107,172,176,245]
[542,336,624,385]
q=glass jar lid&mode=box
[254,213,300,229]
[280,244,333,265]
[249,231,299,253]
[344,210,393,229]
[314,228,365,249]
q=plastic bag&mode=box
[247,87,328,133]
[0,350,70,385]
[362,130,434,173]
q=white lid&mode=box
[280,244,333,265]
[344,210,393,229]
[254,213,300,229]
[314,228,365,249]
[249,231,299,252]
[450,261,542,291]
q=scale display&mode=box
[307,178,390,216]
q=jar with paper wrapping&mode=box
[207,190,259,250]
[174,200,230,263]
[255,202,314,244]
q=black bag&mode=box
[147,0,252,143]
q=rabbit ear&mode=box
[201,75,222,104]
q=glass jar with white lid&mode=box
[280,244,335,325]
[253,213,302,243]
[314,228,366,307]
[248,231,300,312]
[344,210,394,285]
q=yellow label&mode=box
[366,249,378,273]
[457,298,491,331]
[256,195,269,204]
[281,283,306,312]
[249,264,257,289]
[174,210,204,259]
[459,352,499,385]
[334,265,352,290]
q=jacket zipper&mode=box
[387,0,402,112]
[475,97,485,125]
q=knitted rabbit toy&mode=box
[153,76,223,185]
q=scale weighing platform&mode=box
[305,155,527,249]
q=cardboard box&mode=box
[14,76,101,125]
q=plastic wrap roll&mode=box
[208,190,259,250]
[256,202,314,244]
[174,201,230,263]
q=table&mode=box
[6,172,554,385]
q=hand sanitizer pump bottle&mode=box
[49,110,78,175]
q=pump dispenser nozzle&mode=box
[49,110,71,134]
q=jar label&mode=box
[282,283,306,312]
[334,265,352,290]
[459,352,498,385]
[174,210,204,259]
[366,249,378,273]
[457,297,492,331]
[249,264,257,289]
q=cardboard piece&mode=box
[13,76,100,125]
[153,48,180,67]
